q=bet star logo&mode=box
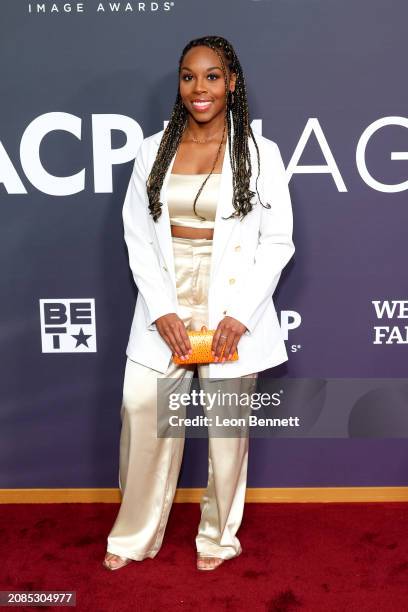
[39,299,97,353]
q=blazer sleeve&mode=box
[122,141,176,330]
[226,139,295,335]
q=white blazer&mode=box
[122,116,295,378]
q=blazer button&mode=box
[223,310,227,315]
[234,245,241,251]
[229,278,235,285]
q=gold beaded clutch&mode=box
[172,325,239,365]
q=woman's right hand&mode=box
[155,313,192,360]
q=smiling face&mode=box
[179,45,236,124]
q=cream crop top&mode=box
[167,173,221,229]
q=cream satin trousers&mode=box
[106,236,258,561]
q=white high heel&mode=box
[102,552,133,571]
[196,553,225,571]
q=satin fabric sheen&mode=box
[106,236,258,561]
[166,173,220,229]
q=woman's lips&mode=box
[191,100,212,112]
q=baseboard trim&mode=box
[0,487,408,504]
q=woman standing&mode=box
[103,35,295,571]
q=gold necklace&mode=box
[186,128,225,144]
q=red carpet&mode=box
[2,502,408,611]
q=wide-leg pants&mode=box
[106,236,258,561]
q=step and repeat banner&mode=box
[1,0,408,488]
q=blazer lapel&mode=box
[152,115,237,290]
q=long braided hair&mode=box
[146,35,270,223]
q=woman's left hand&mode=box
[212,316,247,362]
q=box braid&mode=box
[146,35,270,223]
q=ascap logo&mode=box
[280,310,303,355]
[372,300,408,344]
[27,2,175,14]
[2,114,408,195]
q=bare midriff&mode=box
[170,224,214,239]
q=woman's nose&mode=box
[194,78,207,93]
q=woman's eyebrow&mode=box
[180,66,222,71]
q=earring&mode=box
[229,91,235,106]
